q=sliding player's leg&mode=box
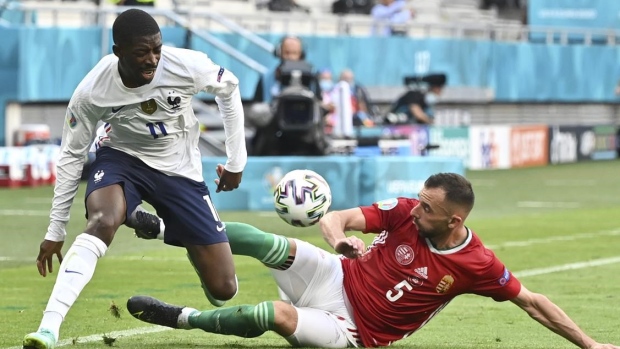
[127,297,358,348]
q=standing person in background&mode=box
[370,0,414,36]
[339,68,374,127]
[22,9,247,349]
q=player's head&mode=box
[112,9,162,88]
[275,36,305,61]
[411,173,475,239]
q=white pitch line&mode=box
[0,210,49,216]
[3,326,171,349]
[2,256,620,349]
[514,256,620,278]
[484,228,620,250]
[517,201,581,208]
[544,179,597,186]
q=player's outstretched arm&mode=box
[511,285,619,349]
[319,208,366,258]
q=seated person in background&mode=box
[371,0,414,36]
[317,68,336,123]
[389,73,446,125]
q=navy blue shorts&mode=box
[85,147,228,247]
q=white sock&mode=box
[38,234,107,340]
[178,307,198,330]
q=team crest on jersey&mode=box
[377,198,398,210]
[436,275,454,293]
[395,244,414,265]
[167,91,181,109]
[141,99,158,115]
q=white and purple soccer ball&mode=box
[273,169,332,227]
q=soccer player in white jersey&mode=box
[23,9,247,349]
[127,173,618,349]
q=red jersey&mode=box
[341,198,522,347]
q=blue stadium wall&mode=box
[2,27,620,145]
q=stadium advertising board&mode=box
[510,125,549,168]
[468,126,511,170]
[427,126,470,167]
[592,125,617,160]
[547,125,616,163]
[202,157,361,211]
[358,156,464,205]
[528,0,620,31]
[382,125,429,156]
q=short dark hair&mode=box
[424,173,475,213]
[112,9,161,47]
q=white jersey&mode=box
[46,46,247,241]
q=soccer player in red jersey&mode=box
[127,172,619,349]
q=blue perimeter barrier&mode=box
[202,156,464,211]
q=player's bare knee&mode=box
[208,276,238,301]
[273,300,298,336]
[287,238,297,256]
[84,211,121,245]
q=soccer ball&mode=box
[274,169,332,227]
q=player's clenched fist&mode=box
[334,236,365,259]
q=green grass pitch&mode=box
[1,160,620,348]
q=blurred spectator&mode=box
[270,36,306,98]
[339,69,374,127]
[317,68,335,115]
[324,68,375,138]
[370,0,414,36]
[258,0,310,13]
[318,68,335,94]
[111,0,154,6]
[326,78,355,138]
[388,73,447,125]
[332,0,373,15]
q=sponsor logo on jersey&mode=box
[414,266,428,279]
[217,66,225,82]
[141,99,158,115]
[498,267,510,286]
[167,91,181,109]
[436,275,454,293]
[376,198,398,210]
[111,106,125,113]
[94,170,105,183]
[395,244,414,265]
